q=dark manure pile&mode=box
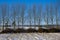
[0,28,60,33]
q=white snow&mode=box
[0,33,60,40]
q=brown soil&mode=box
[27,28,38,33]
[49,28,60,32]
[1,28,60,33]
[15,28,27,33]
[1,28,15,33]
[38,28,49,33]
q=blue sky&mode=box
[0,0,60,25]
[0,0,59,5]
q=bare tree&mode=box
[15,4,20,28]
[38,4,42,25]
[21,4,26,28]
[43,4,49,28]
[0,6,2,26]
[44,4,49,25]
[46,5,49,25]
[50,4,53,25]
[12,5,17,29]
[0,19,1,25]
[32,4,36,29]
[28,8,32,27]
[5,5,9,28]
[55,5,58,28]
[1,3,7,30]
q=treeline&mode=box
[0,3,60,30]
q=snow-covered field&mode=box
[0,33,60,40]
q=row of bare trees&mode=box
[0,3,59,30]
